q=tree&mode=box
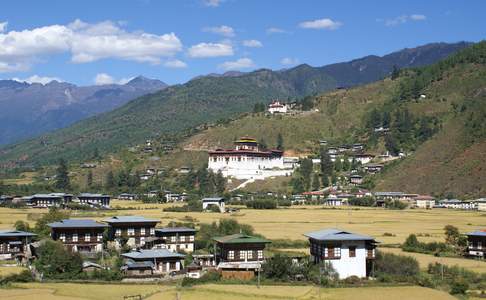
[259,138,268,150]
[86,171,93,188]
[92,147,100,161]
[34,207,70,237]
[312,173,321,191]
[334,158,342,172]
[105,170,115,190]
[385,135,400,156]
[14,220,31,232]
[367,108,382,129]
[34,240,83,279]
[276,133,284,151]
[299,159,313,191]
[291,177,305,194]
[214,170,226,194]
[319,148,333,178]
[55,159,70,190]
[263,254,293,280]
[321,175,330,187]
[391,65,400,80]
[444,225,460,246]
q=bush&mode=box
[263,254,293,281]
[375,251,419,279]
[246,199,277,209]
[0,270,33,284]
[450,279,469,295]
[402,234,451,255]
[34,240,83,279]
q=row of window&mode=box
[226,250,263,260]
[115,228,155,236]
[469,241,483,249]
[163,235,195,243]
[59,233,103,242]
[212,156,276,162]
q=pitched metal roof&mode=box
[213,233,271,244]
[121,249,185,260]
[0,230,37,237]
[121,261,154,270]
[47,219,108,228]
[467,230,486,237]
[103,216,159,223]
[304,228,375,241]
[202,197,224,202]
[155,227,196,234]
[78,193,110,198]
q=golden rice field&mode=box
[0,283,457,300]
[0,266,27,276]
[1,203,486,246]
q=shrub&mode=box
[246,199,277,209]
[0,270,33,284]
[450,279,469,295]
[375,251,419,279]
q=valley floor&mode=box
[0,283,457,300]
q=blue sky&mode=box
[0,0,484,85]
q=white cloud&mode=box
[0,21,7,33]
[0,19,183,72]
[383,14,427,26]
[12,74,63,85]
[219,57,255,71]
[280,57,299,66]
[242,39,263,48]
[188,42,233,58]
[164,59,187,68]
[299,18,342,30]
[203,25,235,37]
[266,27,287,34]
[410,14,427,21]
[94,73,134,85]
[203,0,223,7]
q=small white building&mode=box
[304,228,377,279]
[202,197,225,213]
[414,195,436,209]
[267,100,288,114]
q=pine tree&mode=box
[321,175,330,187]
[105,171,115,190]
[391,65,400,80]
[319,148,333,178]
[299,158,313,191]
[55,159,70,190]
[86,171,93,188]
[312,173,320,191]
[276,133,284,151]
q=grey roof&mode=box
[103,216,159,223]
[122,261,154,270]
[79,193,110,198]
[0,230,37,238]
[25,193,72,199]
[304,228,375,241]
[155,227,196,234]
[374,192,404,196]
[121,249,185,260]
[467,230,486,237]
[82,261,103,269]
[48,219,108,228]
[202,197,224,202]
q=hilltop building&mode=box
[208,137,294,180]
[304,228,377,279]
[267,100,288,114]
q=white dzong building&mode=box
[267,101,288,114]
[208,137,293,180]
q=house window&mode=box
[257,250,263,260]
[73,234,78,242]
[247,250,253,260]
[150,228,155,235]
[128,228,135,236]
[349,246,356,257]
[180,235,185,242]
[85,233,91,242]
[140,228,145,235]
[189,235,194,242]
[97,233,103,242]
[171,236,176,243]
[228,250,235,260]
[115,229,121,237]
[334,247,341,258]
[60,233,66,242]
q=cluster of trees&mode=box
[181,168,226,196]
[402,225,467,256]
[196,219,256,250]
[246,199,277,209]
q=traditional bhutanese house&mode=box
[349,175,363,185]
[207,137,289,180]
[118,193,137,200]
[104,216,159,249]
[352,143,364,152]
[466,230,486,259]
[154,227,196,253]
[213,234,271,280]
[202,197,226,213]
[23,193,73,208]
[0,195,13,205]
[350,154,375,165]
[82,261,104,273]
[338,145,351,153]
[267,100,288,114]
[324,197,344,206]
[48,219,107,254]
[363,164,384,174]
[477,199,486,212]
[304,228,377,279]
[0,230,36,260]
[354,189,372,198]
[121,261,155,277]
[77,193,110,208]
[302,191,325,201]
[192,253,216,268]
[414,195,436,209]
[186,261,203,278]
[121,249,185,275]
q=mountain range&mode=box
[0,76,168,145]
[0,41,471,167]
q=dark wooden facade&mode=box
[104,216,159,248]
[0,230,36,260]
[48,219,107,254]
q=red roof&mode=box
[415,195,435,200]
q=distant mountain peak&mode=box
[125,76,168,90]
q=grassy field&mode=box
[1,205,485,246]
[380,247,486,273]
[0,266,27,276]
[0,283,456,300]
